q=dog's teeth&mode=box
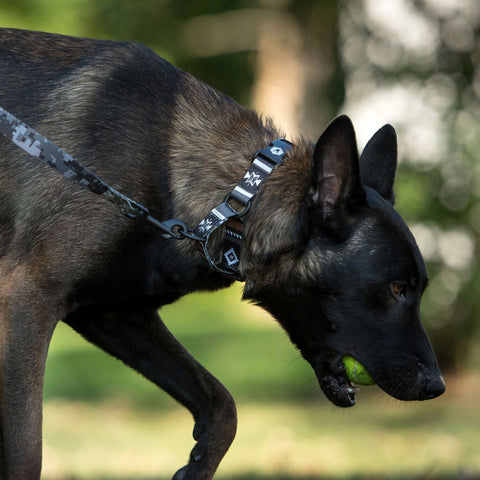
[346,386,360,394]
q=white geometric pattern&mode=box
[198,218,213,232]
[224,248,239,266]
[244,171,262,187]
[270,146,284,155]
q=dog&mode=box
[0,28,445,480]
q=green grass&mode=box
[43,286,480,480]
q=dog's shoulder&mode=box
[0,28,181,135]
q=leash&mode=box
[0,106,291,279]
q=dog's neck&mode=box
[164,72,316,281]
[167,73,284,250]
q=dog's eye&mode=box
[391,282,407,299]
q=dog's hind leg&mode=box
[0,267,58,480]
[64,306,237,480]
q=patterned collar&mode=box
[192,139,293,280]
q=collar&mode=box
[0,105,292,281]
[192,138,293,280]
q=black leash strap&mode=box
[0,105,291,279]
[0,106,144,215]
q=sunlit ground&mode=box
[43,384,480,480]
[42,286,480,480]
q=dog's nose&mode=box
[422,374,446,400]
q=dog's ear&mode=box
[359,124,397,204]
[308,115,364,221]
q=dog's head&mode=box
[242,115,445,407]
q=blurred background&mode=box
[1,0,480,478]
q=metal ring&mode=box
[224,193,251,217]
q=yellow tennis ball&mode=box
[342,355,375,386]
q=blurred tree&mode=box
[84,0,342,138]
[84,0,256,105]
[249,0,340,138]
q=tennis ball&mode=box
[342,355,375,386]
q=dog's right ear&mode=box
[308,115,365,221]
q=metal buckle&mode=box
[256,139,293,167]
[223,193,251,218]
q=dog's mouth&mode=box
[309,351,359,408]
[309,350,445,407]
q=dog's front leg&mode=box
[64,306,237,480]
[0,273,58,480]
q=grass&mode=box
[42,285,480,480]
[42,392,480,480]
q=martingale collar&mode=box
[193,139,292,279]
[0,105,291,281]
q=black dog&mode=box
[0,28,444,480]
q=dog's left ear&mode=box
[309,115,364,221]
[359,124,397,204]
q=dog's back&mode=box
[0,29,173,117]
